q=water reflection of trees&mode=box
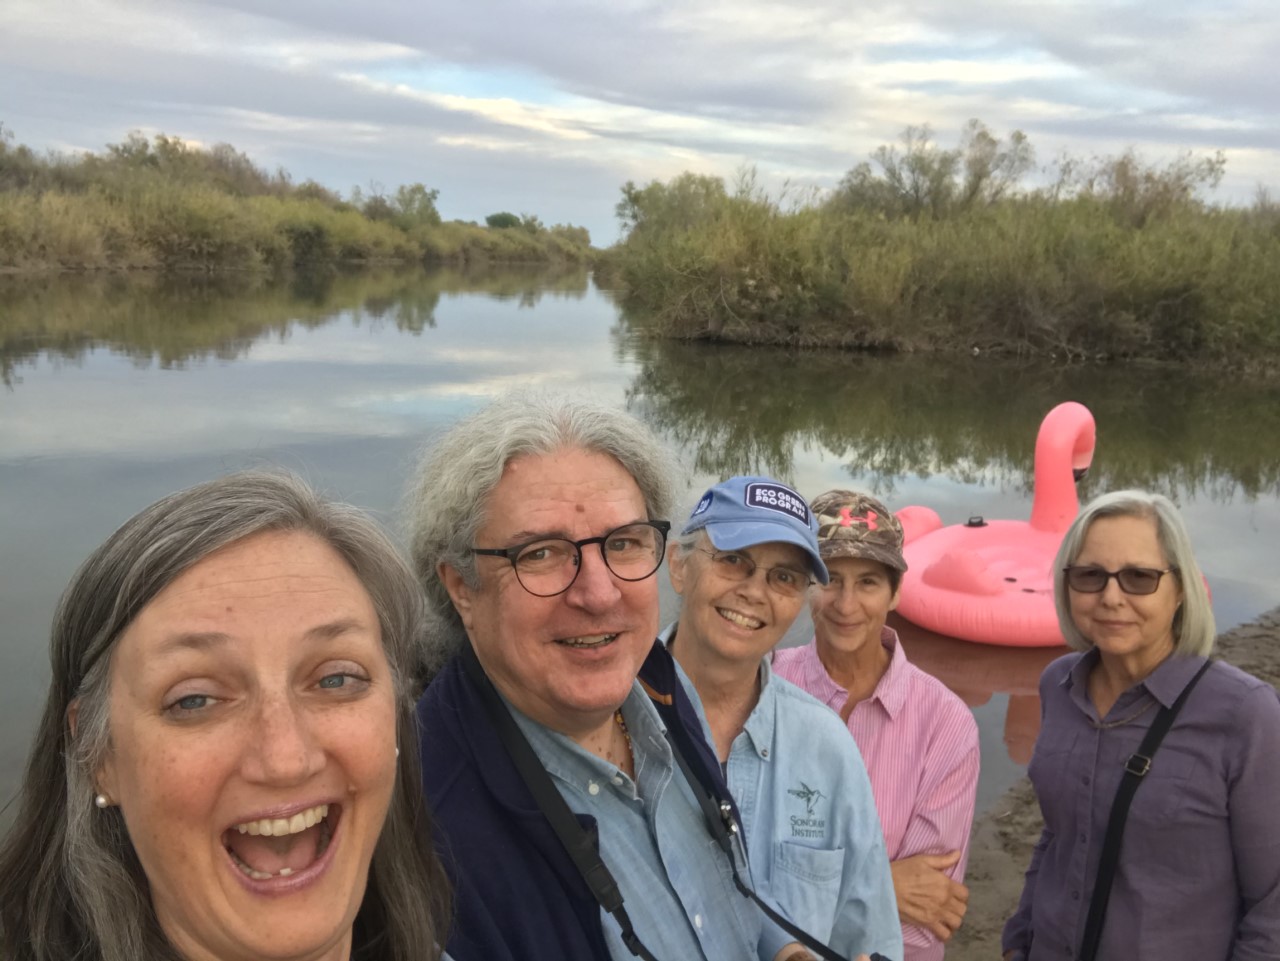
[623,336,1280,498]
[0,265,590,387]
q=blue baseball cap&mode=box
[681,476,829,584]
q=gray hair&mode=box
[405,390,678,675]
[0,470,450,961]
[1053,489,1215,656]
[671,528,704,558]
[666,531,711,633]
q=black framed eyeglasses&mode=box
[1063,565,1178,596]
[472,520,671,597]
[695,548,814,599]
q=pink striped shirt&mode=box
[772,627,979,961]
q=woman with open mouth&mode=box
[0,470,451,961]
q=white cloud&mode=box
[1,0,1275,241]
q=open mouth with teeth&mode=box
[556,633,619,649]
[223,804,337,882]
[717,607,764,630]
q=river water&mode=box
[2,265,1277,815]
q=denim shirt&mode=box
[513,683,792,961]
[663,626,904,961]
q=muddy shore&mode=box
[948,606,1280,960]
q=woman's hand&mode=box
[890,851,969,941]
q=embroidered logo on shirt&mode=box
[787,782,829,838]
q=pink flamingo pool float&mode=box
[894,401,1096,647]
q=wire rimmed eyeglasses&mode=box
[472,520,671,597]
[694,548,814,598]
[1063,565,1178,596]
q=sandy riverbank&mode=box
[947,605,1280,960]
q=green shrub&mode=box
[608,126,1280,368]
[0,124,596,271]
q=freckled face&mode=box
[669,537,810,667]
[96,530,397,961]
[440,448,660,736]
[1068,514,1182,676]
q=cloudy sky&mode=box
[2,0,1276,242]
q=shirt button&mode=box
[612,775,624,786]
[694,914,703,930]
[761,748,769,758]
[1079,834,1086,843]
[1072,890,1080,901]
[588,781,600,796]
[1083,776,1091,786]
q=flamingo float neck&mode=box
[1029,401,1097,534]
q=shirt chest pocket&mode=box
[1104,739,1202,823]
[1028,729,1079,829]
[769,842,844,944]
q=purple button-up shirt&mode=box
[1002,649,1280,961]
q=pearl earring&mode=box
[395,746,401,759]
[94,794,110,809]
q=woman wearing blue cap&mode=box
[662,476,903,961]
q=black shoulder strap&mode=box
[664,731,881,961]
[648,645,891,961]
[459,645,660,961]
[1077,658,1214,961]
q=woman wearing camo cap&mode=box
[773,490,979,961]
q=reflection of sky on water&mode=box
[1,274,1277,817]
[0,294,628,459]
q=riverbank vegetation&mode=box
[602,121,1280,368]
[0,124,592,271]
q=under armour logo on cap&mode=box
[812,490,907,573]
[840,507,879,530]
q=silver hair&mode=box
[1053,489,1215,656]
[404,390,678,675]
[0,470,450,961]
[671,529,703,558]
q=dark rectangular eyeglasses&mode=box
[1063,565,1178,595]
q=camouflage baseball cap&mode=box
[810,490,907,572]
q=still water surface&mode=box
[2,265,1277,817]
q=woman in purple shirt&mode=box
[1002,490,1280,961]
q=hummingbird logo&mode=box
[788,781,827,816]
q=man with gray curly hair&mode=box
[406,391,834,961]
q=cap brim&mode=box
[819,539,908,573]
[704,520,829,584]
